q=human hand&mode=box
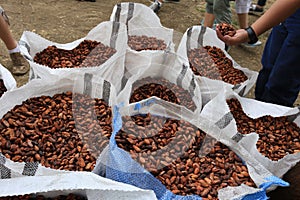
[216,28,249,46]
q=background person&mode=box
[0,6,29,75]
[149,0,180,13]
[249,0,267,13]
[203,0,261,47]
[217,0,300,107]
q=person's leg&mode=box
[150,0,164,13]
[237,13,248,29]
[213,0,231,24]
[0,7,29,75]
[235,0,251,28]
[203,13,215,28]
[255,24,286,103]
[0,10,17,51]
[256,15,300,107]
[236,0,262,47]
[249,0,266,12]
[203,0,215,28]
[212,0,231,51]
[150,0,162,13]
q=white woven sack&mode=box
[110,2,174,50]
[19,21,127,92]
[200,88,300,178]
[177,26,258,104]
[0,72,117,178]
[117,50,202,115]
[0,73,157,199]
[0,171,156,200]
[110,2,175,77]
[100,98,288,200]
[0,63,16,92]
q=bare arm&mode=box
[217,0,300,46]
[253,0,300,36]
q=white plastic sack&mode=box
[110,2,175,78]
[0,74,157,199]
[117,51,202,115]
[19,21,127,92]
[0,63,16,92]
[100,98,288,200]
[0,171,157,200]
[177,26,258,104]
[0,72,117,177]
[110,2,173,50]
[200,89,300,178]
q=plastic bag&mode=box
[0,72,117,177]
[200,89,300,179]
[110,2,174,51]
[110,2,175,84]
[117,51,202,115]
[177,26,258,104]
[19,21,127,92]
[0,170,156,200]
[0,63,17,94]
[99,98,288,200]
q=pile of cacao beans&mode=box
[33,40,116,69]
[114,114,255,199]
[227,98,300,161]
[130,77,196,111]
[128,35,167,51]
[188,46,248,85]
[216,23,236,37]
[0,91,112,171]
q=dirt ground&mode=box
[0,0,298,105]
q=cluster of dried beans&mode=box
[128,35,167,51]
[216,23,236,37]
[116,114,255,199]
[130,77,196,111]
[0,91,112,171]
[34,40,116,69]
[227,98,300,161]
[188,46,248,85]
[0,79,7,98]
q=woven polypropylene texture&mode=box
[105,104,202,200]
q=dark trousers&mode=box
[255,9,300,107]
